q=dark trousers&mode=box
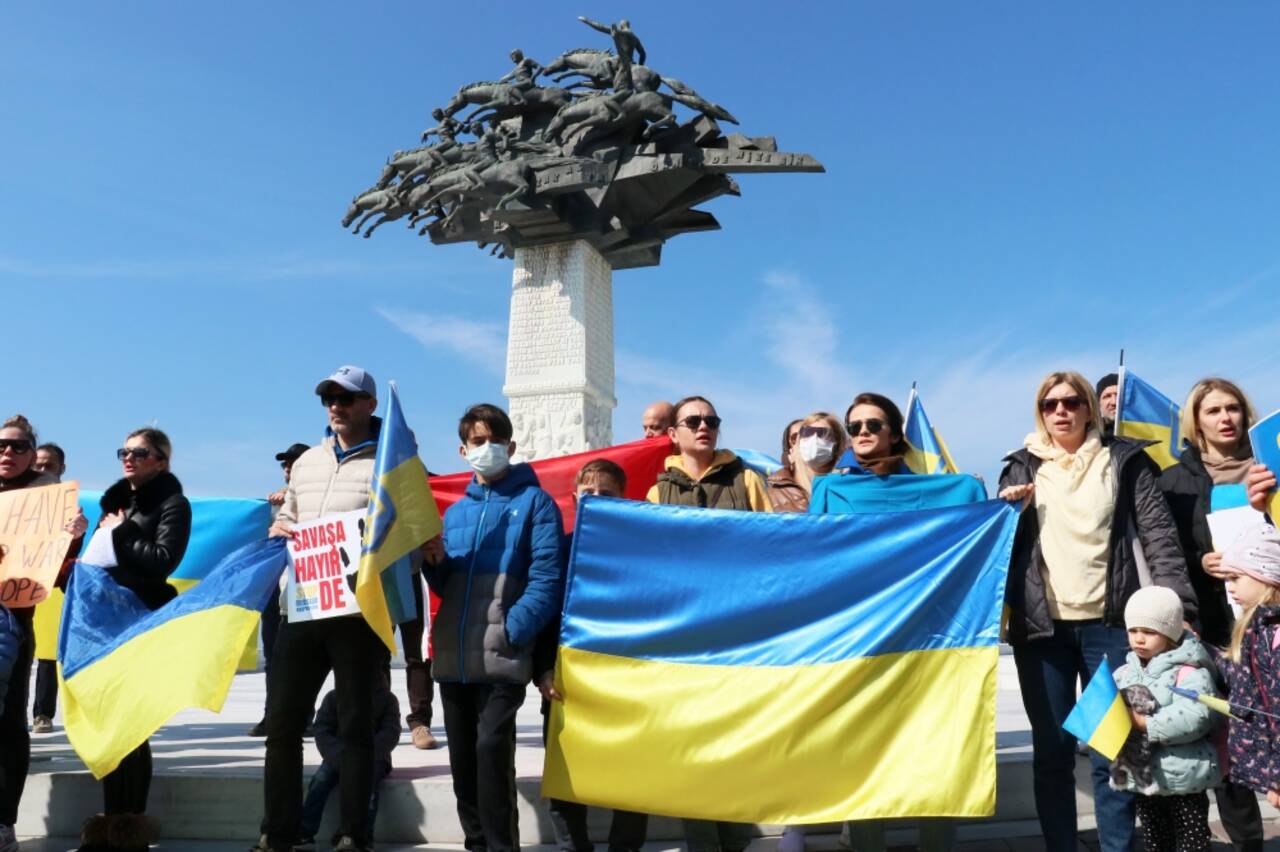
[299,759,391,840]
[1213,779,1264,851]
[539,699,648,852]
[260,617,389,846]
[441,681,526,852]
[396,576,433,728]
[1135,792,1210,852]
[1012,620,1136,852]
[260,591,282,713]
[31,658,57,719]
[103,742,152,815]
[0,608,32,825]
[681,819,753,852]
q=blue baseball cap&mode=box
[315,365,376,398]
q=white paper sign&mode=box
[1207,505,1265,618]
[80,527,118,569]
[286,510,364,622]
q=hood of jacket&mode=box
[100,471,184,514]
[1125,630,1216,679]
[660,450,741,484]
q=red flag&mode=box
[428,437,672,532]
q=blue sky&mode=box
[5,3,1280,494]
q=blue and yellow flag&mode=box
[903,387,959,475]
[59,538,287,778]
[357,382,441,653]
[1063,657,1131,760]
[1117,368,1182,470]
[543,497,1018,823]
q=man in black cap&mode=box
[250,442,312,737]
[1097,373,1119,437]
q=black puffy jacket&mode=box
[99,471,192,610]
[1159,446,1239,647]
[999,435,1195,644]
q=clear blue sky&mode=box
[5,3,1280,494]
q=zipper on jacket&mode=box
[459,486,491,684]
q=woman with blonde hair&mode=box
[998,371,1193,852]
[1159,377,1264,850]
[767,413,846,514]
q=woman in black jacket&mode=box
[1159,377,1264,851]
[79,428,191,852]
[998,371,1193,852]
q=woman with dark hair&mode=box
[1159,377,1265,851]
[78,427,191,852]
[0,414,85,852]
[842,392,910,476]
[998,371,1193,852]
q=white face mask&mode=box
[797,434,836,466]
[466,441,510,479]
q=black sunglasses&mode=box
[0,439,32,455]
[117,447,165,461]
[321,392,370,408]
[1039,396,1085,414]
[846,419,885,436]
[678,415,722,431]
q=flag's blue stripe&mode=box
[1121,375,1177,427]
[60,538,287,679]
[1063,658,1120,741]
[372,386,418,474]
[561,497,1016,666]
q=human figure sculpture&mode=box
[578,16,645,92]
[497,49,544,90]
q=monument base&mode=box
[503,241,616,462]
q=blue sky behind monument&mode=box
[5,3,1280,494]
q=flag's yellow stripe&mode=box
[1088,694,1132,760]
[60,604,259,778]
[543,645,997,823]
[355,566,395,653]
[1116,422,1178,470]
[168,577,258,671]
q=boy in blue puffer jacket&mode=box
[423,403,564,852]
[1111,586,1221,852]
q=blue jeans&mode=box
[1012,620,1135,852]
[299,759,391,841]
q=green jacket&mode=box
[1112,632,1222,795]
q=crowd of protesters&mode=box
[5,365,1280,852]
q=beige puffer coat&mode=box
[277,435,375,526]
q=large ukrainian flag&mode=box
[59,538,287,778]
[357,382,441,652]
[543,496,1018,823]
[903,386,959,475]
[1117,367,1182,470]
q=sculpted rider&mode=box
[578,16,646,92]
[497,49,544,90]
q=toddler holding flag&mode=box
[1110,586,1221,851]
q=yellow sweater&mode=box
[645,450,774,512]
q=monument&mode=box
[345,16,823,460]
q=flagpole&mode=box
[1115,350,1126,427]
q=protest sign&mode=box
[0,481,80,607]
[286,510,363,621]
[1250,409,1280,520]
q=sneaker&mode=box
[294,836,316,851]
[31,716,53,734]
[247,719,267,737]
[410,725,439,750]
[0,823,18,852]
[249,834,293,852]
[332,837,372,852]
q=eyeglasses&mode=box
[0,439,32,455]
[1039,396,1085,414]
[678,415,722,431]
[117,447,165,461]
[798,425,833,440]
[845,419,885,436]
[321,392,370,408]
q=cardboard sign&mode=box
[286,510,363,621]
[0,481,80,608]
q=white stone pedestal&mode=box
[503,241,616,462]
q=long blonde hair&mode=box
[1229,584,1280,662]
[1180,377,1255,454]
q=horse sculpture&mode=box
[541,48,616,89]
[544,90,678,149]
[441,81,571,124]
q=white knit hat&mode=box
[1222,523,1280,588]
[1124,586,1184,642]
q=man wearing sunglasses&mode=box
[257,366,391,852]
[645,395,770,852]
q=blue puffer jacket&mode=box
[427,463,564,684]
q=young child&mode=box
[534,459,648,852]
[297,674,400,849]
[1218,523,1280,809]
[1111,586,1221,852]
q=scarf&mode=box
[1201,446,1253,486]
[1023,431,1105,488]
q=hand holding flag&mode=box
[1063,658,1131,760]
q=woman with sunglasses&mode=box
[0,414,86,852]
[768,414,847,514]
[78,428,191,852]
[841,393,910,475]
[998,371,1193,852]
[1158,378,1265,850]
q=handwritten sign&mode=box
[286,510,363,622]
[0,482,79,608]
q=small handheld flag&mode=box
[1170,684,1280,721]
[1063,658,1132,760]
[903,383,959,475]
